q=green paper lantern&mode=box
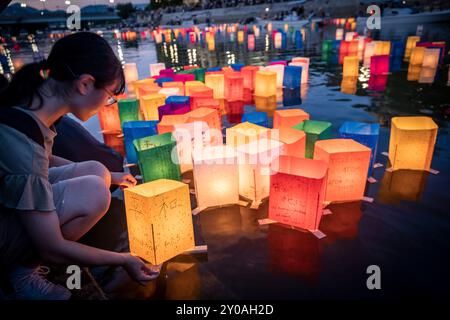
[292,120,333,158]
[133,132,181,182]
[118,98,140,127]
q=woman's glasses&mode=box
[102,87,118,106]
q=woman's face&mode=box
[69,75,120,121]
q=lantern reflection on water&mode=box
[343,56,359,77]
[377,169,428,205]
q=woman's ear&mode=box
[75,74,95,95]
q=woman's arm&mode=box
[20,210,160,285]
[49,155,73,167]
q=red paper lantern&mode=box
[224,72,244,101]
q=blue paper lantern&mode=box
[391,41,405,57]
[283,65,302,89]
[332,40,341,51]
[155,77,173,87]
[241,112,269,127]
[295,30,303,49]
[282,89,302,107]
[123,121,158,164]
[166,95,190,109]
[207,67,222,72]
[338,121,380,177]
[231,63,245,71]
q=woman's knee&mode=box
[80,160,111,188]
[79,175,111,217]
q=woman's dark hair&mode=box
[0,32,125,109]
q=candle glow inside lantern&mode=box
[339,121,380,177]
[236,138,285,204]
[192,145,239,208]
[283,65,302,89]
[274,32,282,49]
[224,73,244,101]
[118,98,140,127]
[343,56,359,77]
[205,73,225,99]
[241,111,269,127]
[404,36,420,61]
[314,139,371,203]
[158,87,181,98]
[273,109,309,129]
[292,120,333,158]
[409,46,425,66]
[140,94,166,121]
[388,116,438,171]
[226,121,269,147]
[98,102,121,133]
[124,179,194,265]
[149,63,166,77]
[264,64,285,88]
[133,132,181,182]
[255,70,277,97]
[162,81,185,95]
[336,28,344,40]
[272,127,306,158]
[370,55,390,75]
[268,156,328,231]
[103,131,125,156]
[123,121,158,164]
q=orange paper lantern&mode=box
[224,73,244,101]
[273,108,310,129]
[205,73,225,99]
[271,127,306,158]
[157,114,188,134]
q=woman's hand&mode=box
[111,172,137,188]
[121,253,161,286]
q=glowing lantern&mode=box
[124,179,194,265]
[314,139,371,203]
[336,28,344,40]
[225,100,244,123]
[241,112,269,127]
[272,127,306,158]
[123,121,157,164]
[157,114,188,134]
[118,98,140,127]
[158,87,181,98]
[422,48,440,69]
[363,41,376,67]
[370,55,389,75]
[292,120,333,158]
[409,46,425,66]
[98,102,121,133]
[345,31,356,41]
[268,156,328,230]
[185,81,206,96]
[137,85,160,98]
[343,56,359,77]
[368,74,388,91]
[186,107,221,132]
[191,98,221,113]
[103,131,125,157]
[192,145,239,208]
[255,70,277,97]
[130,78,156,99]
[290,57,309,84]
[341,76,357,95]
[241,66,259,90]
[267,22,273,32]
[226,122,269,147]
[404,36,420,61]
[134,132,181,182]
[205,73,225,99]
[158,96,191,120]
[264,64,284,88]
[282,66,302,89]
[207,38,215,51]
[139,94,166,121]
[248,34,255,51]
[407,65,421,81]
[419,67,437,84]
[188,86,213,107]
[124,63,139,95]
[149,63,166,77]
[388,117,437,171]
[237,30,244,43]
[159,68,175,77]
[236,138,284,205]
[339,121,380,177]
[374,41,391,56]
[274,32,282,49]
[162,81,184,95]
[273,109,309,129]
[224,73,244,101]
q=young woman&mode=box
[0,32,160,300]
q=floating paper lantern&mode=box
[130,78,156,99]
[188,86,213,107]
[155,77,173,87]
[422,48,440,69]
[274,32,282,49]
[124,179,194,265]
[158,87,181,98]
[191,98,221,113]
[140,94,166,121]
[409,46,425,66]
[264,64,284,88]
[407,65,421,81]
[418,67,437,84]
[404,36,420,61]
[388,117,437,171]
[238,30,244,43]
[185,81,206,96]
[186,107,221,132]
[134,132,181,182]
[162,81,185,95]
[273,109,309,129]
[343,56,359,77]
[345,31,356,41]
[124,63,139,94]
[149,62,166,77]
[137,85,161,98]
[103,131,125,157]
[339,121,380,177]
[231,63,245,71]
[241,66,259,90]
[272,127,306,158]
[118,98,140,127]
[255,70,277,97]
[290,57,309,84]
[157,114,188,134]
[237,138,284,204]
[224,73,244,101]
[242,112,269,127]
[283,66,302,89]
[370,55,390,75]
[159,68,175,77]
[341,76,357,95]
[363,41,376,67]
[374,41,391,56]
[335,28,344,40]
[226,121,269,147]
[269,155,328,230]
[248,34,255,51]
[98,102,121,133]
[205,73,225,99]
[292,120,333,158]
[314,139,371,203]
[192,145,239,208]
[123,121,158,164]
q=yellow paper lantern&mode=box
[226,122,270,147]
[345,31,356,41]
[264,64,285,88]
[363,41,376,67]
[140,94,166,121]
[162,81,185,95]
[205,73,225,99]
[407,65,422,81]
[236,138,285,204]
[192,145,239,208]
[124,63,139,95]
[409,46,426,66]
[130,78,155,99]
[418,67,437,84]
[422,48,440,69]
[388,117,437,171]
[255,70,277,97]
[238,30,244,43]
[404,36,420,61]
[158,87,181,98]
[124,179,195,265]
[273,108,310,129]
[185,81,206,96]
[374,41,391,56]
[343,56,359,77]
[341,76,357,95]
[149,63,166,77]
[314,139,371,203]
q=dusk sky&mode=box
[11,0,148,10]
